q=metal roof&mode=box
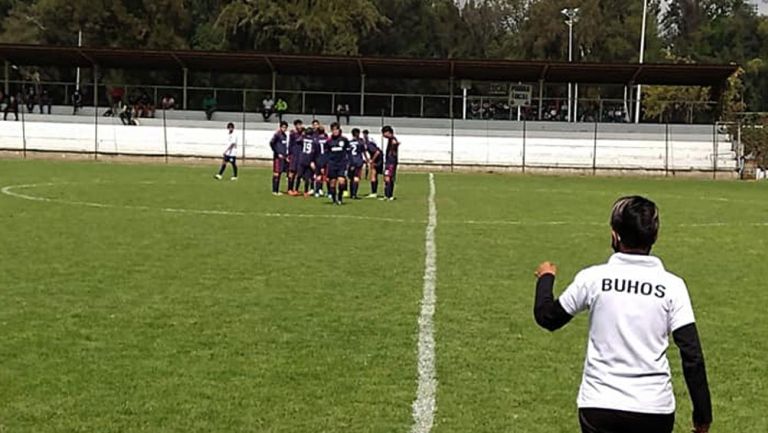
[0,43,738,87]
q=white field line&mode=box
[411,172,438,433]
[2,183,767,228]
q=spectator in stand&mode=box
[335,103,351,124]
[72,89,83,115]
[137,92,155,118]
[118,100,135,126]
[203,95,217,121]
[275,98,288,122]
[25,86,36,113]
[39,89,52,114]
[4,93,19,121]
[262,96,275,121]
[161,94,176,110]
[109,86,125,115]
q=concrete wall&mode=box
[0,110,737,173]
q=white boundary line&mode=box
[411,173,438,433]
[2,182,767,228]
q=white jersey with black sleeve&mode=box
[557,253,696,415]
[224,132,238,158]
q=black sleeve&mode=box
[533,274,573,332]
[672,323,713,426]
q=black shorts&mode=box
[347,164,363,179]
[327,163,348,179]
[224,155,237,164]
[578,408,674,433]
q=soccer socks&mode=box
[337,183,345,203]
[217,164,227,176]
[371,180,378,194]
[329,185,337,202]
[384,181,393,199]
[287,176,295,192]
[231,162,238,178]
[351,181,359,198]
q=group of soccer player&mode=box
[269,119,400,204]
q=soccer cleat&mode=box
[214,174,222,180]
[366,193,378,198]
[303,192,312,198]
[388,197,396,201]
[231,177,238,181]
[272,192,283,196]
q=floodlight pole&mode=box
[562,8,579,123]
[635,0,648,124]
[76,30,82,92]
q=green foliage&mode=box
[0,0,766,112]
[216,0,381,55]
[740,115,768,168]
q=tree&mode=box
[216,0,381,55]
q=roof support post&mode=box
[360,74,366,116]
[449,76,455,119]
[538,79,544,121]
[93,64,99,159]
[182,67,188,110]
[3,61,8,95]
[271,71,277,100]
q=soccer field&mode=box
[1,159,766,433]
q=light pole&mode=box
[635,0,648,123]
[562,8,579,123]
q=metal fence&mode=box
[0,106,739,178]
[1,79,718,124]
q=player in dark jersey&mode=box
[363,129,383,198]
[382,125,400,201]
[287,119,304,196]
[347,128,367,200]
[269,121,289,195]
[314,126,330,197]
[296,126,316,197]
[324,122,351,205]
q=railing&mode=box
[1,79,718,124]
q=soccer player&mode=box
[363,129,383,198]
[296,126,316,197]
[314,125,330,197]
[324,122,351,205]
[269,121,289,195]
[347,128,367,200]
[533,196,712,433]
[381,125,400,201]
[214,122,239,181]
[287,119,304,196]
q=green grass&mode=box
[0,159,766,433]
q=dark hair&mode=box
[293,119,303,126]
[363,129,369,135]
[381,125,393,134]
[610,196,659,251]
[330,122,340,130]
[279,121,288,128]
[351,128,360,135]
[226,122,235,129]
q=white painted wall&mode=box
[0,115,736,172]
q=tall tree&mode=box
[216,0,381,55]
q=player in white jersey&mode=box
[214,122,239,181]
[533,196,712,433]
